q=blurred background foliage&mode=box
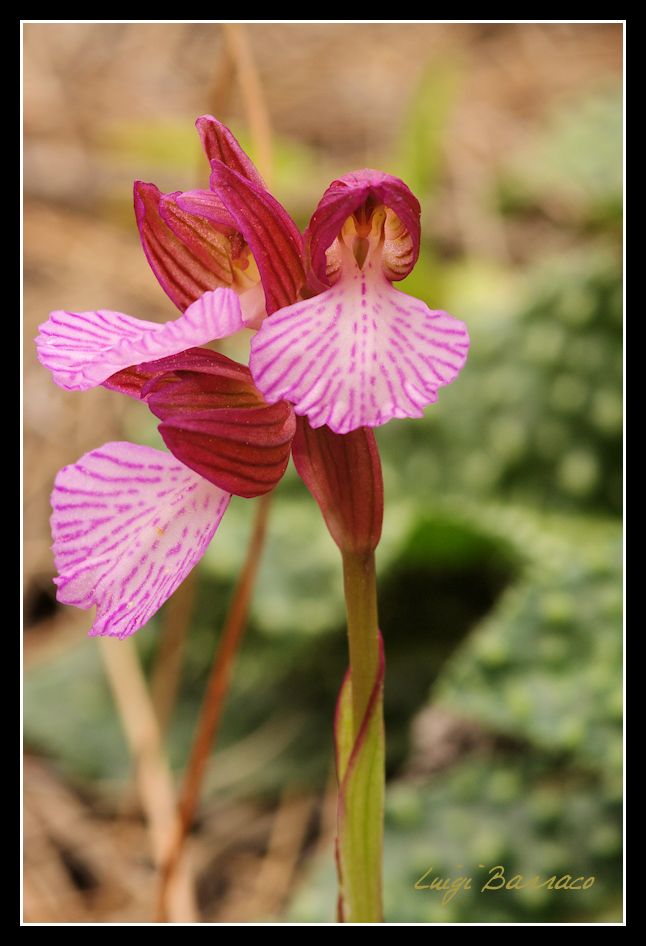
[23,23,622,923]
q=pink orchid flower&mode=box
[133,116,470,435]
[35,116,469,639]
[249,170,470,433]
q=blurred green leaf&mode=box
[497,84,622,224]
[433,505,622,780]
[393,60,461,199]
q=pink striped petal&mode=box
[195,115,265,187]
[210,161,305,315]
[250,269,470,434]
[171,188,236,231]
[51,442,230,639]
[134,181,233,311]
[36,288,245,391]
[159,191,235,277]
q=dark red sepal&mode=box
[209,161,305,315]
[291,417,383,554]
[103,347,250,400]
[141,351,295,498]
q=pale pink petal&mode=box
[51,442,230,639]
[36,288,245,391]
[250,268,469,435]
[238,282,267,329]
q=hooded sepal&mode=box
[307,170,421,286]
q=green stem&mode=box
[342,550,380,737]
[339,548,384,923]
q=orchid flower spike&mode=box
[250,170,470,433]
[35,116,469,640]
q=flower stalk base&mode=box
[335,550,385,923]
